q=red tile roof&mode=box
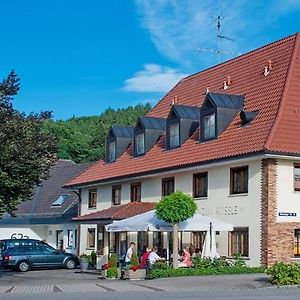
[66,33,300,187]
[73,202,156,221]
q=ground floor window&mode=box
[192,231,206,253]
[67,229,77,248]
[153,232,163,255]
[294,229,300,257]
[229,227,249,257]
[87,228,95,249]
[138,232,148,256]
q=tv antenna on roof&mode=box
[196,15,241,64]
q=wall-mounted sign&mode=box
[278,212,297,217]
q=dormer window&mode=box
[135,133,145,156]
[166,105,200,150]
[200,93,244,142]
[169,122,180,148]
[105,125,134,163]
[133,117,166,157]
[203,113,216,140]
[108,141,116,162]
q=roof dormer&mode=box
[134,116,166,156]
[200,92,244,142]
[166,105,200,149]
[105,125,134,163]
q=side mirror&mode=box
[53,250,60,255]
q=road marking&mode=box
[130,282,165,292]
[9,285,53,294]
[4,286,13,294]
[95,283,115,291]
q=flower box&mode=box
[124,269,146,280]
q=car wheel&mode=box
[65,259,76,269]
[18,261,30,272]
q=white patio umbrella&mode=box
[201,222,220,259]
[105,210,234,232]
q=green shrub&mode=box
[151,261,170,270]
[147,265,265,279]
[107,266,118,279]
[109,253,118,268]
[266,262,300,285]
[131,253,139,267]
[192,257,213,269]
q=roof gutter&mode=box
[66,151,300,189]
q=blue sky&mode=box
[1,0,300,120]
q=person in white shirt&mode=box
[125,242,135,265]
[148,246,162,266]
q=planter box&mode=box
[124,269,146,280]
[80,258,89,271]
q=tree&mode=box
[0,71,57,215]
[155,191,197,269]
[43,103,152,163]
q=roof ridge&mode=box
[264,32,300,149]
[182,33,298,83]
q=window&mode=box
[112,185,121,205]
[203,113,216,140]
[108,141,116,162]
[67,230,77,248]
[131,182,141,202]
[162,177,174,197]
[138,232,148,255]
[294,164,300,191]
[294,230,300,257]
[87,228,95,248]
[192,231,206,252]
[229,227,249,257]
[230,166,248,194]
[51,195,68,207]
[169,122,180,148]
[88,189,97,209]
[193,172,208,198]
[135,133,145,155]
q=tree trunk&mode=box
[172,223,179,269]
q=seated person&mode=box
[178,247,192,268]
[148,246,163,266]
[192,247,201,258]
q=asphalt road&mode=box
[0,268,300,300]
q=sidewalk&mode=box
[0,270,271,294]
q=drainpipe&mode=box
[70,188,82,256]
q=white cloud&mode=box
[123,64,188,93]
[135,0,300,71]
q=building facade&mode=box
[66,33,300,267]
[0,160,90,254]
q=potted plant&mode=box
[80,253,90,271]
[103,253,119,279]
[124,253,146,280]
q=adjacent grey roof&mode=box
[111,125,134,138]
[206,93,244,109]
[137,116,166,130]
[171,105,200,120]
[0,160,91,225]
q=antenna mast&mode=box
[196,15,239,64]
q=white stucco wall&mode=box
[277,160,300,222]
[0,224,78,254]
[79,159,263,265]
